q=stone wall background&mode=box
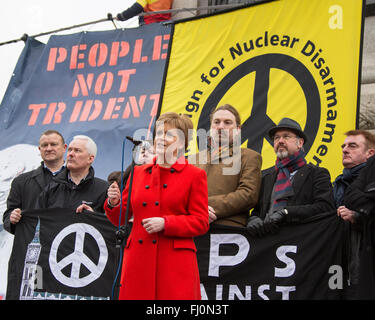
[361,13,375,130]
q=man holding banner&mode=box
[3,130,67,234]
[247,118,335,236]
[333,130,375,299]
[344,153,375,299]
[36,135,108,213]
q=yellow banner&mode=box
[160,0,364,179]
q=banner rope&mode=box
[0,2,257,47]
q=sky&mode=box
[0,0,138,102]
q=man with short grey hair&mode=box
[36,135,108,213]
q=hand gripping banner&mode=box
[195,212,346,300]
[7,210,345,300]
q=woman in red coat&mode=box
[105,112,209,300]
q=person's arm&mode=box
[249,173,268,219]
[3,177,23,234]
[344,156,375,215]
[34,185,49,210]
[285,166,335,222]
[163,169,209,238]
[116,2,144,21]
[104,180,132,226]
[76,180,109,214]
[92,180,110,213]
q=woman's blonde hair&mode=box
[155,112,193,150]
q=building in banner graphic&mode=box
[18,218,110,300]
[32,292,110,300]
[20,219,42,300]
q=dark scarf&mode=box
[333,162,367,207]
[207,136,233,161]
[273,150,307,210]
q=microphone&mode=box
[126,136,143,146]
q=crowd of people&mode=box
[3,104,375,300]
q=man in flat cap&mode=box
[247,118,335,236]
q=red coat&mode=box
[105,158,209,300]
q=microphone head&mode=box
[126,136,142,146]
[141,141,152,150]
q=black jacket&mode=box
[345,155,375,215]
[344,155,375,297]
[3,163,57,234]
[252,164,335,222]
[36,167,109,213]
[333,164,368,288]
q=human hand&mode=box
[142,217,165,234]
[246,215,265,237]
[107,182,121,207]
[263,209,287,234]
[337,206,356,224]
[116,13,126,21]
[76,203,94,214]
[208,206,217,224]
[10,208,22,224]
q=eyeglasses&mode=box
[273,134,298,142]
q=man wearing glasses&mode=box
[246,117,335,236]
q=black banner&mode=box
[195,212,346,300]
[6,208,118,300]
[7,210,346,300]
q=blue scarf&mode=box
[333,162,367,207]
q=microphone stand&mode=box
[112,137,139,300]
[115,153,136,248]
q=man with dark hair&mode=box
[190,104,262,227]
[334,130,375,213]
[247,118,335,236]
[344,145,375,299]
[333,130,375,298]
[3,130,67,234]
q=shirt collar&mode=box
[67,171,88,187]
[43,161,66,176]
[143,156,188,172]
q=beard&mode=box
[276,146,289,159]
[210,129,233,149]
[209,128,242,153]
